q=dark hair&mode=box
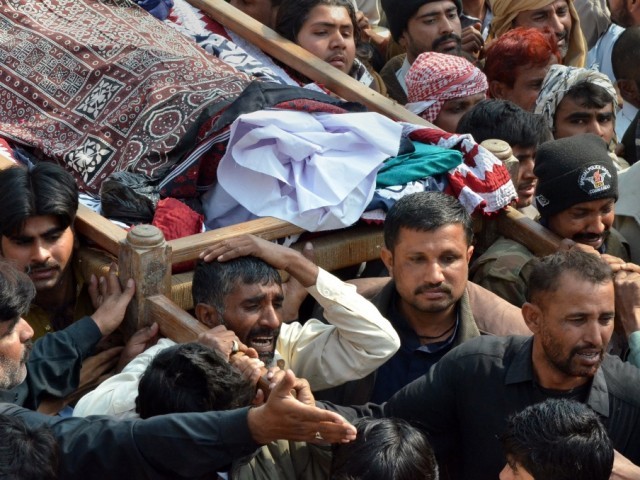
[0,261,36,323]
[331,418,438,480]
[192,257,281,314]
[563,81,615,110]
[275,0,361,49]
[0,414,59,480]
[527,250,613,303]
[0,163,78,238]
[501,399,614,480]
[484,27,561,89]
[384,192,472,250]
[612,26,640,85]
[135,343,255,419]
[457,99,552,148]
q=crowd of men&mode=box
[2,0,640,479]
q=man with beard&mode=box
[315,192,531,405]
[488,0,587,68]
[378,0,483,104]
[472,134,630,309]
[0,261,358,478]
[325,250,640,479]
[73,232,400,419]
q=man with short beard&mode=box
[488,0,587,67]
[325,250,640,479]
[379,0,483,104]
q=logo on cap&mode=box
[535,194,550,207]
[579,165,612,196]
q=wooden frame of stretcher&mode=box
[0,0,563,348]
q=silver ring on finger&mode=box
[231,340,239,355]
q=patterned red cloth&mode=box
[0,0,250,194]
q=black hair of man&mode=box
[501,399,614,480]
[563,81,615,111]
[135,343,255,419]
[0,414,59,480]
[612,26,640,89]
[0,163,78,238]
[331,417,439,480]
[275,0,361,49]
[383,191,473,251]
[456,99,552,148]
[526,249,613,303]
[192,258,282,315]
[0,260,35,323]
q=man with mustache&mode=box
[316,192,531,405]
[0,260,358,478]
[488,0,587,68]
[378,0,483,104]
[324,250,640,479]
[472,134,630,309]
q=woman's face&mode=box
[296,5,356,74]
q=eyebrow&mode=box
[416,5,457,19]
[9,226,65,241]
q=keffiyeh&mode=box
[405,52,487,123]
[534,64,618,131]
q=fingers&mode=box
[199,236,257,263]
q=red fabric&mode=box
[152,197,203,273]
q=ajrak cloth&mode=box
[405,52,487,124]
[0,0,250,194]
[534,64,618,132]
[488,0,586,67]
[205,110,403,232]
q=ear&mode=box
[617,79,640,105]
[380,247,394,278]
[466,245,474,264]
[398,30,408,51]
[195,303,221,328]
[521,302,542,334]
[489,80,508,100]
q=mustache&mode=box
[414,283,452,296]
[25,261,59,275]
[22,340,33,364]
[432,33,462,51]
[247,327,281,339]
[571,344,604,358]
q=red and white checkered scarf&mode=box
[405,52,487,123]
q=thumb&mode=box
[270,369,296,397]
[473,21,482,30]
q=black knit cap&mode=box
[534,134,618,218]
[381,0,462,42]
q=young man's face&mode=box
[547,198,615,250]
[512,145,537,208]
[0,317,34,390]
[381,225,473,320]
[553,96,615,144]
[434,92,486,133]
[526,271,614,389]
[513,0,572,59]
[295,5,356,74]
[492,56,558,112]
[401,1,462,63]
[219,281,284,364]
[1,215,75,294]
[608,0,635,28]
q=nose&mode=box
[330,31,346,49]
[499,464,513,480]
[440,16,455,35]
[17,318,34,343]
[30,239,50,264]
[583,320,605,347]
[550,13,564,36]
[260,305,281,330]
[585,214,606,235]
[424,261,446,286]
[588,119,607,139]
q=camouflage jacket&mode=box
[470,229,630,308]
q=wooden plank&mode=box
[146,294,207,341]
[186,0,432,125]
[497,206,562,256]
[75,205,127,256]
